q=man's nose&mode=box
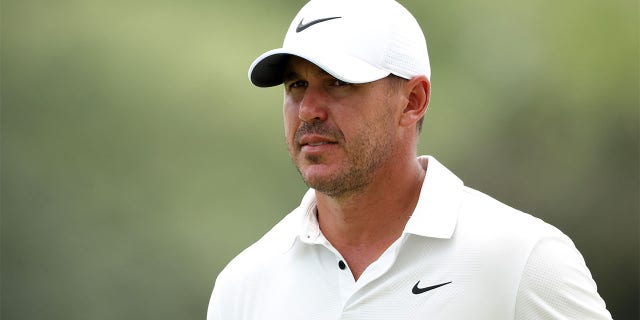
[298,86,328,123]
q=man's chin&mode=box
[300,168,369,198]
[300,166,335,187]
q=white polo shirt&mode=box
[208,156,611,320]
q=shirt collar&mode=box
[269,189,321,254]
[291,155,464,247]
[297,189,325,244]
[403,156,464,239]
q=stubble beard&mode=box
[288,120,396,199]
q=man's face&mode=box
[283,57,402,197]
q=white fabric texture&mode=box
[514,237,611,319]
[207,156,611,320]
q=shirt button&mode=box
[338,260,346,270]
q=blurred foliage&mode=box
[1,0,637,319]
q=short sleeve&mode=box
[207,280,223,320]
[514,236,612,319]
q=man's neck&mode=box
[315,156,427,280]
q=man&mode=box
[208,0,612,319]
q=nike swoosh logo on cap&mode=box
[412,281,452,295]
[296,16,342,33]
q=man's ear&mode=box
[399,76,430,128]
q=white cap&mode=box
[248,0,430,87]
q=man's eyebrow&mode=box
[283,64,333,83]
[283,71,300,82]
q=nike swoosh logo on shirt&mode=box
[296,16,342,33]
[412,281,452,294]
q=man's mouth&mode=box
[307,142,331,147]
[298,134,338,147]
[298,136,339,155]
[295,122,343,150]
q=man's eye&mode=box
[289,80,307,89]
[332,79,351,87]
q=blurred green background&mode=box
[2,0,637,319]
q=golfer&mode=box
[208,0,612,319]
